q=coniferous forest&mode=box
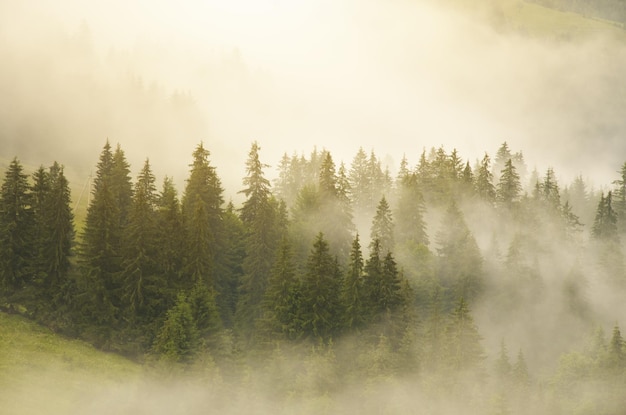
[3,139,626,413]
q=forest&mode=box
[2,140,626,414]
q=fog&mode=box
[3,0,626,413]
[2,0,626,193]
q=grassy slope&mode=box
[0,312,142,415]
[444,0,626,40]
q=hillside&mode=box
[443,0,626,40]
[0,312,141,415]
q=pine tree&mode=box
[608,324,625,369]
[494,142,513,176]
[110,144,133,229]
[155,177,184,288]
[512,349,530,388]
[119,159,160,333]
[30,166,51,289]
[300,233,343,343]
[444,297,485,372]
[78,142,125,344]
[370,196,394,256]
[494,339,512,380]
[592,191,619,242]
[0,158,33,301]
[260,236,301,341]
[342,234,365,331]
[349,147,372,217]
[152,292,200,363]
[181,143,224,291]
[537,167,561,212]
[395,172,428,247]
[216,202,246,328]
[40,163,74,296]
[475,153,496,203]
[236,142,280,338]
[496,159,522,207]
[436,201,484,303]
[612,162,626,236]
[317,151,354,259]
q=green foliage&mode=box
[300,233,343,343]
[152,292,200,363]
[0,158,33,297]
[236,142,281,340]
[181,142,224,290]
[436,201,484,303]
[370,196,394,256]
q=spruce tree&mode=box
[342,234,365,331]
[592,192,619,242]
[317,151,354,259]
[614,162,626,233]
[436,201,484,303]
[79,141,126,346]
[155,177,184,289]
[394,172,428,247]
[260,236,301,341]
[40,163,74,298]
[216,202,246,328]
[444,297,485,372]
[119,159,160,337]
[300,233,342,343]
[475,153,496,203]
[181,143,224,291]
[496,159,522,207]
[0,158,33,301]
[152,292,200,363]
[370,196,394,256]
[236,142,280,339]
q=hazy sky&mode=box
[2,0,626,194]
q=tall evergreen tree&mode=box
[592,191,619,242]
[236,142,280,338]
[394,172,428,248]
[119,159,159,334]
[155,177,183,289]
[0,158,33,301]
[300,233,343,343]
[152,292,200,363]
[613,162,626,234]
[496,159,522,207]
[475,153,496,203]
[436,201,484,303]
[537,167,561,211]
[444,297,485,372]
[110,144,134,230]
[317,151,354,259]
[260,236,301,341]
[342,234,365,331]
[40,163,74,295]
[78,142,125,345]
[181,142,224,290]
[349,147,371,217]
[370,196,394,256]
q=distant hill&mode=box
[443,0,626,40]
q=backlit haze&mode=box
[1,0,625,197]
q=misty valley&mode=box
[2,140,626,414]
[4,0,626,413]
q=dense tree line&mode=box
[2,140,626,413]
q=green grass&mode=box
[0,312,142,415]
[445,0,626,41]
